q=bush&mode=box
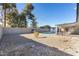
[34,31,39,38]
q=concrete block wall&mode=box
[3,28,32,35]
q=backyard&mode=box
[0,33,79,56]
[0,3,79,56]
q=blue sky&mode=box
[16,3,76,26]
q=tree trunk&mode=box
[3,4,6,27]
[25,20,27,28]
[4,9,6,27]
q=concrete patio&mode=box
[0,33,74,56]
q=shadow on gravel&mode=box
[0,34,73,56]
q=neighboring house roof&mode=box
[56,22,79,28]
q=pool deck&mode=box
[0,33,79,56]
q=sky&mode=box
[16,3,76,27]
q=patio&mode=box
[0,33,79,56]
[0,33,73,56]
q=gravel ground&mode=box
[0,33,79,56]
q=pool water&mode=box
[40,32,56,37]
[42,32,56,34]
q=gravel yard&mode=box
[0,33,79,56]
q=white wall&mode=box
[3,28,52,35]
[3,28,32,34]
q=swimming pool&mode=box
[41,32,57,34]
[40,32,57,37]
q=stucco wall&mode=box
[71,28,79,34]
[3,28,32,34]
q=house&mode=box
[56,3,79,35]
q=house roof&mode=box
[56,22,79,27]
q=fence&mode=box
[3,28,32,34]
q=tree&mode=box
[1,3,37,28]
[23,3,34,14]
[40,25,51,31]
[6,3,35,28]
[24,4,38,29]
[21,3,34,27]
[6,10,19,27]
[5,3,19,27]
[31,18,38,29]
[28,13,38,29]
[18,13,27,27]
[1,3,12,27]
[44,25,51,29]
[11,7,19,27]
